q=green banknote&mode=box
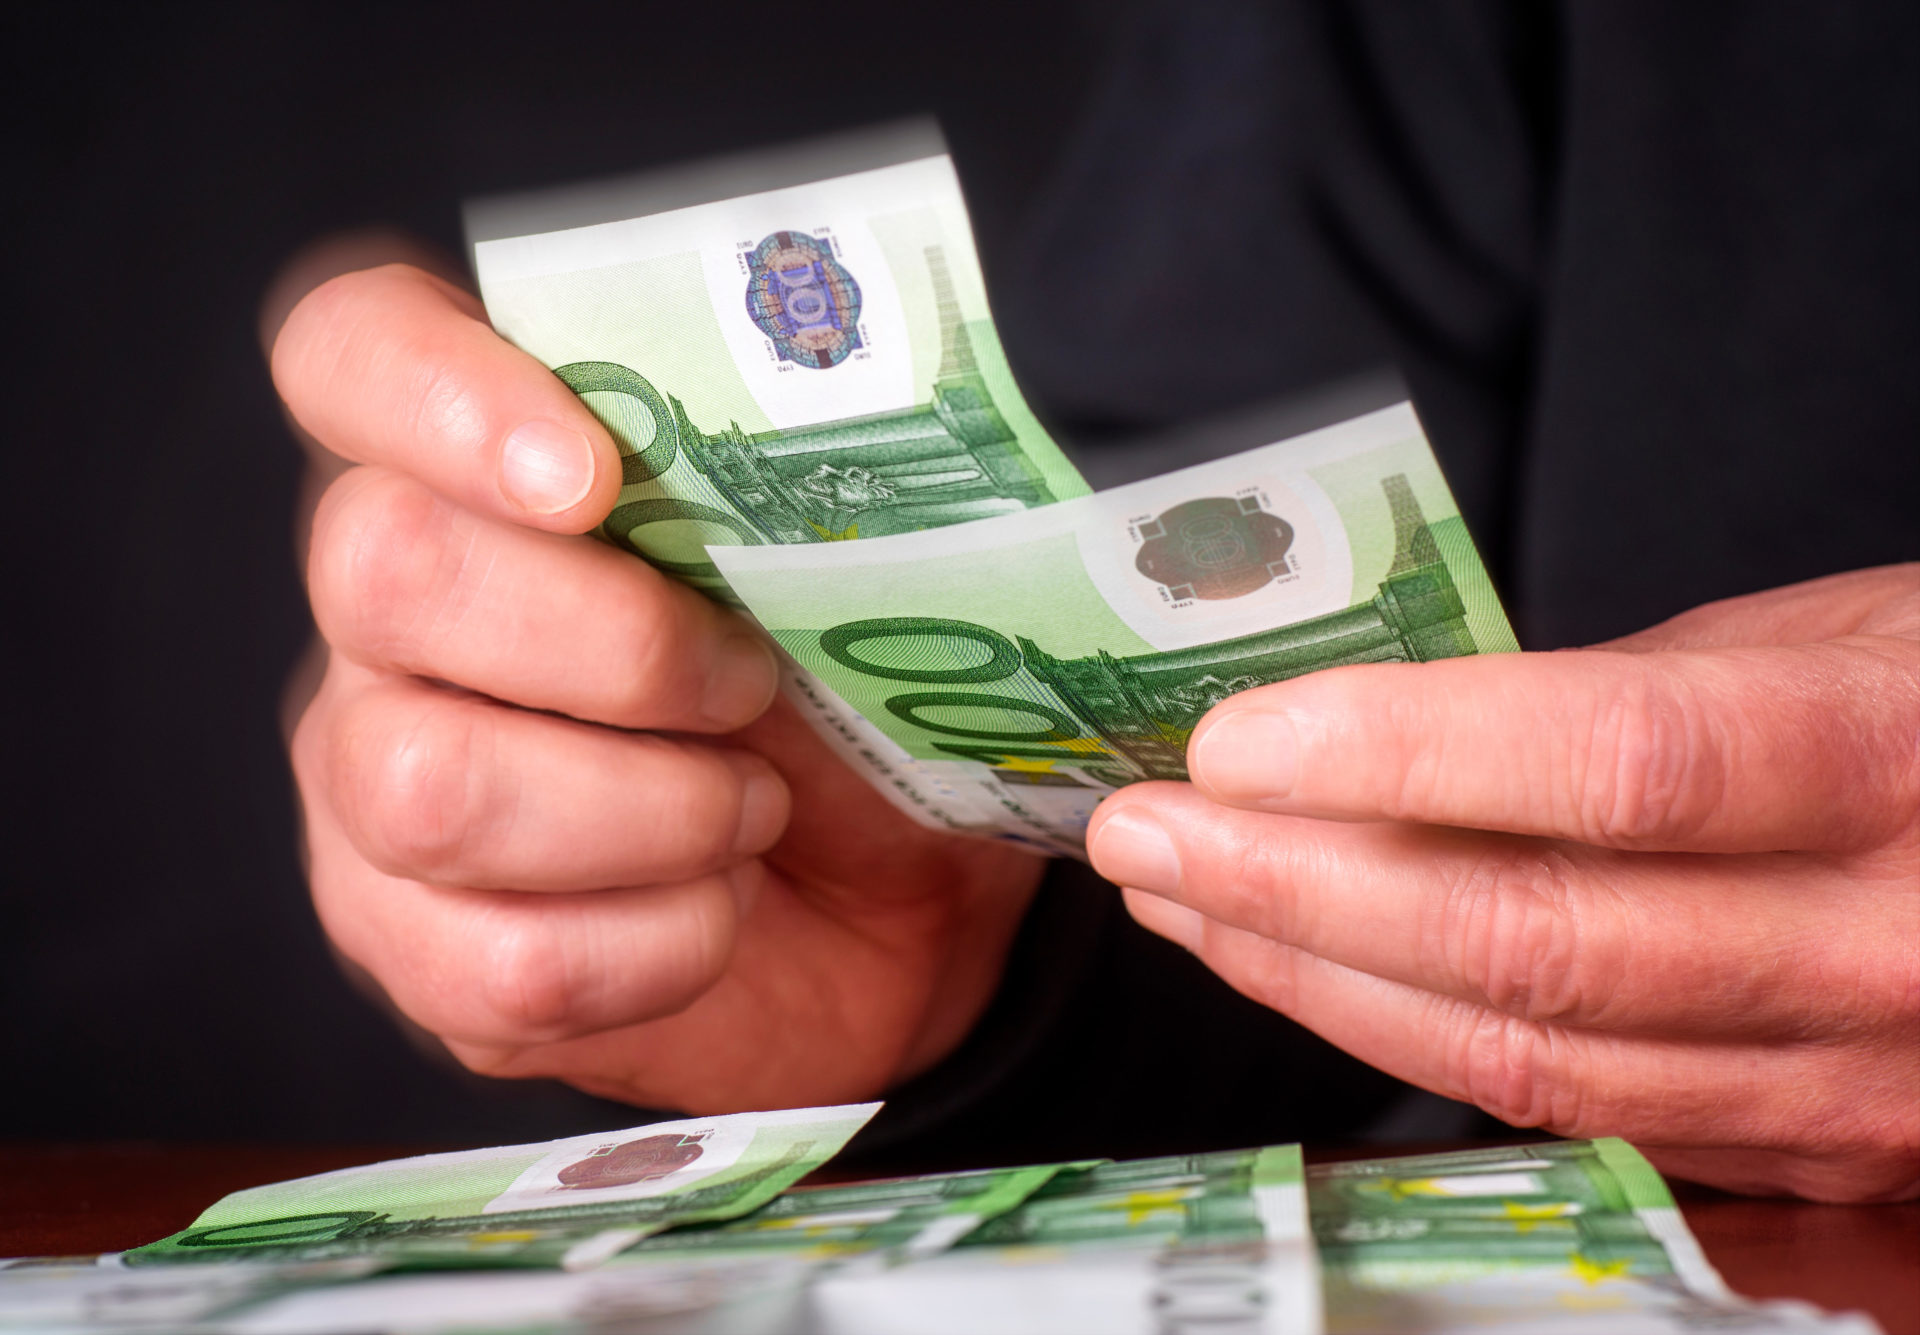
[713,403,1517,853]
[0,1255,381,1333]
[470,133,1518,851]
[11,1141,1880,1333]
[472,130,1089,607]
[75,1258,820,1335]
[125,1104,879,1272]
[808,1144,1321,1335]
[621,1161,1077,1264]
[1309,1140,1881,1334]
[960,1147,1303,1250]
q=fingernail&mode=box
[733,771,789,856]
[1122,887,1205,952]
[1089,808,1182,894]
[1192,710,1299,803]
[500,420,595,515]
[703,633,780,728]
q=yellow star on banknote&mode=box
[1502,1200,1575,1234]
[1095,1187,1193,1226]
[1364,1177,1449,1201]
[1568,1252,1631,1285]
[994,755,1061,774]
[1055,737,1121,757]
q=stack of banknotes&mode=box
[465,121,1519,854]
[0,1104,1881,1332]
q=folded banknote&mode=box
[469,127,1518,853]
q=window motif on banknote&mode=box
[744,230,864,368]
[558,1132,715,1191]
[1133,494,1299,602]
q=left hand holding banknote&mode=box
[1090,565,1920,1203]
[274,258,1045,1115]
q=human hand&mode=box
[1089,566,1920,1201]
[274,258,1044,1113]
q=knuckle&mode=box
[1437,847,1616,1026]
[600,594,701,725]
[1844,924,1920,1032]
[1862,1105,1920,1177]
[1234,938,1306,1016]
[1794,1093,1920,1202]
[644,748,756,868]
[310,469,468,664]
[288,689,331,797]
[1450,1009,1586,1131]
[1198,825,1310,944]
[1378,686,1446,820]
[470,913,585,1038]
[1789,876,1920,1035]
[1576,667,1723,846]
[271,269,362,396]
[403,352,491,454]
[346,698,495,881]
[276,263,492,459]
[445,1042,521,1079]
[276,267,430,413]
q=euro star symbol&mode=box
[995,755,1060,774]
[1366,1176,1450,1201]
[1095,1187,1195,1227]
[1053,737,1120,757]
[1502,1200,1576,1234]
[1568,1252,1632,1285]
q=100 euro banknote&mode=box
[1309,1140,1881,1334]
[471,131,1516,852]
[810,1144,1319,1335]
[127,1105,879,1272]
[473,126,1089,607]
[714,402,1516,852]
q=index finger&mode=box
[271,263,621,533]
[1186,642,1920,853]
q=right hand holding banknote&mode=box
[274,259,1045,1112]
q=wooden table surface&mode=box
[2,1142,1914,1331]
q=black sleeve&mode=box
[845,858,1412,1173]
[857,0,1919,1168]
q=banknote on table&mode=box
[124,1104,878,1272]
[1308,1139,1884,1334]
[123,1258,818,1335]
[7,1138,1888,1334]
[0,1254,819,1335]
[0,1255,380,1333]
[470,128,1518,854]
[808,1144,1321,1335]
[621,1160,1079,1264]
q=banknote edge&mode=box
[463,118,949,262]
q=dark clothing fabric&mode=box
[1007,1,1918,649]
[863,0,1920,1163]
[855,862,1412,1173]
[3,2,1914,1153]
